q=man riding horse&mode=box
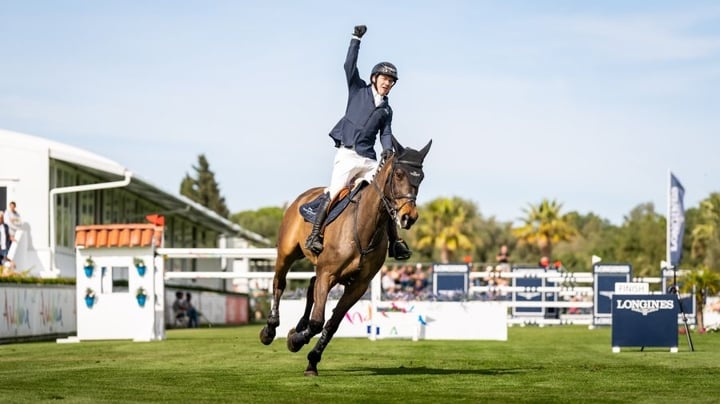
[305,24,412,260]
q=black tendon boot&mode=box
[305,193,331,254]
[387,219,412,260]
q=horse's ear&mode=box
[391,135,405,155]
[419,139,432,161]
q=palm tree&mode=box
[414,197,474,263]
[681,267,720,331]
[691,193,720,269]
[513,199,577,259]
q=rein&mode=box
[372,156,417,222]
[350,155,418,261]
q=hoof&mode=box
[304,369,318,377]
[259,326,276,345]
[286,328,305,353]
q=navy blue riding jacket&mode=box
[328,38,393,161]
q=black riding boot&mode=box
[305,193,331,254]
[387,219,412,260]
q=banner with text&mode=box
[668,172,685,267]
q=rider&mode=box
[305,24,412,261]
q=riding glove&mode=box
[353,25,367,38]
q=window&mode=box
[49,159,227,257]
[100,266,129,293]
[50,163,77,248]
[78,180,95,226]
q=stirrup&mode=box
[389,240,412,260]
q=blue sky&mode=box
[1,1,719,224]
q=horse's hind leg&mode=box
[260,247,301,345]
[286,276,316,351]
[304,279,369,376]
[259,273,284,345]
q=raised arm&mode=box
[344,25,367,89]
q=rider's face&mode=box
[373,74,395,97]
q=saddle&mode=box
[300,181,368,224]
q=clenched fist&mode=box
[353,25,367,38]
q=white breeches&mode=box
[326,147,379,199]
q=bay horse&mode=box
[260,136,431,376]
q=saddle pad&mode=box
[300,182,367,224]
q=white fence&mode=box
[0,284,75,340]
[53,245,691,343]
[161,251,673,330]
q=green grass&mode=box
[0,325,717,403]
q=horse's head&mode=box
[378,136,432,229]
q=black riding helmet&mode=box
[371,62,398,82]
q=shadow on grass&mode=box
[345,366,535,376]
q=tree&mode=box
[180,154,230,218]
[613,203,665,277]
[681,267,720,331]
[471,216,515,264]
[512,199,577,260]
[553,211,617,271]
[231,206,285,245]
[412,197,474,263]
[691,193,720,270]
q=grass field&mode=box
[0,325,717,403]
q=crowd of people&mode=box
[380,263,431,300]
[379,245,524,300]
[378,245,590,314]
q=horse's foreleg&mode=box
[304,280,369,377]
[292,276,316,333]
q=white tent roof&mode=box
[0,128,270,245]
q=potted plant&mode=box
[133,257,146,276]
[136,287,148,307]
[85,288,96,308]
[83,257,95,278]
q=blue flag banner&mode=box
[668,173,685,267]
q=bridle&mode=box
[372,154,421,222]
[352,151,424,260]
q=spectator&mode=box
[398,265,413,292]
[478,246,511,300]
[185,292,199,328]
[5,201,21,240]
[412,263,429,297]
[172,291,187,326]
[495,244,510,264]
[381,265,398,296]
[539,256,550,269]
[0,211,10,268]
[494,245,511,286]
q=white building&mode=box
[0,128,269,287]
